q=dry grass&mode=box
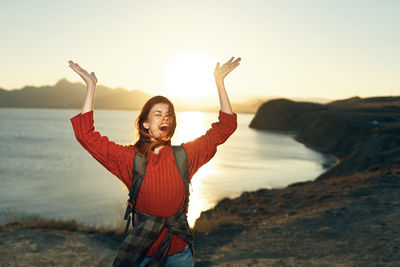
[0,211,124,239]
[194,212,243,233]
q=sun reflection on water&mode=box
[174,111,209,142]
[187,162,215,227]
[174,111,217,227]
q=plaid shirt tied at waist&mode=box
[113,206,193,267]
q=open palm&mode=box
[68,60,97,86]
[214,57,241,81]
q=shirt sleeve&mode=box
[70,110,134,187]
[181,110,237,180]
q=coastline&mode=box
[1,96,400,266]
[191,96,400,265]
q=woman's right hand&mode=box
[68,60,98,87]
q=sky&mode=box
[1,0,399,102]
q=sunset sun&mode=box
[162,52,216,97]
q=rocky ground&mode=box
[193,171,400,266]
[0,227,119,266]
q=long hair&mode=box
[134,95,177,159]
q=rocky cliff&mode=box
[192,96,400,266]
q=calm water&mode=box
[0,108,334,227]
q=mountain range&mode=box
[0,79,332,113]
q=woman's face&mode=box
[143,103,172,141]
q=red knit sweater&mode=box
[70,110,237,256]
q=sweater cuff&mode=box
[218,110,237,127]
[70,110,94,129]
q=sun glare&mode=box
[173,111,215,227]
[187,162,214,227]
[163,52,216,97]
[174,112,208,144]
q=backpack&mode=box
[123,145,190,235]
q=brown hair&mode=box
[134,95,177,159]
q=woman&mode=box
[69,56,240,267]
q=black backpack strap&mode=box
[131,152,147,204]
[172,145,190,208]
[172,145,193,255]
[123,151,147,235]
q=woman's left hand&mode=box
[214,57,241,82]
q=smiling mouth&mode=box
[160,126,169,132]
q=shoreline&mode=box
[191,96,400,265]
[2,96,400,266]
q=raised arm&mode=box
[68,60,97,113]
[181,57,240,178]
[213,57,241,115]
[68,60,134,187]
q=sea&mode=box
[0,108,335,228]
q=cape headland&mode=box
[192,96,400,266]
[1,96,400,266]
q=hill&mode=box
[0,79,331,113]
[0,79,151,110]
[0,79,264,113]
[191,96,400,265]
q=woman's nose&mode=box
[161,115,170,123]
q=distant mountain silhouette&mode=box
[0,79,151,110]
[0,79,332,113]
